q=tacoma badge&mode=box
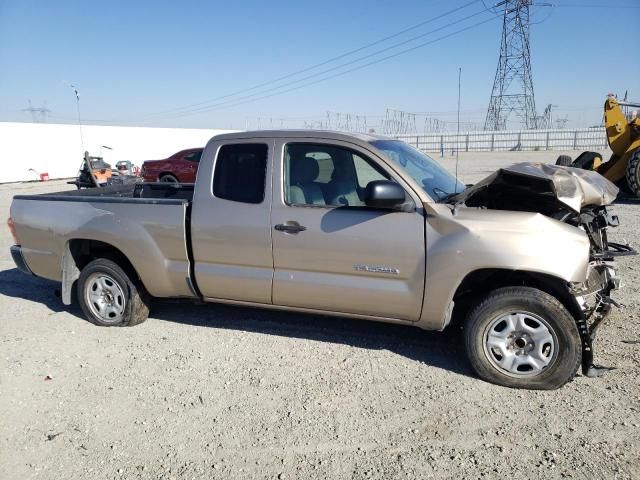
[353,264,400,275]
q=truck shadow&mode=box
[0,268,472,378]
[0,268,83,316]
[150,300,472,378]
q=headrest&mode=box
[290,156,319,184]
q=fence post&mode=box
[416,136,419,149]
[465,134,469,152]
[440,136,444,157]
[491,133,495,152]
[573,130,578,150]
[545,131,550,150]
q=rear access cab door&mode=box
[190,138,274,303]
[270,137,426,321]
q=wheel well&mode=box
[450,269,581,326]
[158,172,179,181]
[67,239,140,283]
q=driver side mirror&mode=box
[364,180,407,209]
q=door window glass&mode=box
[213,144,268,204]
[284,143,388,207]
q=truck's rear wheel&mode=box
[625,149,640,197]
[464,287,581,390]
[77,258,150,327]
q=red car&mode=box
[141,148,203,183]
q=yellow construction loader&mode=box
[556,95,640,197]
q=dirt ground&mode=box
[1,151,639,480]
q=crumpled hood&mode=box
[453,162,619,213]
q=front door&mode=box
[270,138,426,321]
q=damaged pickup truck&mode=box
[8,131,635,389]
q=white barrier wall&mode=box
[0,122,236,183]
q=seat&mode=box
[323,161,362,207]
[288,156,325,205]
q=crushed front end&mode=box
[567,206,636,376]
[449,162,637,376]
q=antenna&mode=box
[455,67,462,193]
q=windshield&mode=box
[370,140,464,201]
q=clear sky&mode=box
[1,0,638,131]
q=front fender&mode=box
[419,204,590,330]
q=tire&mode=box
[625,149,640,197]
[555,155,572,166]
[77,258,150,327]
[615,176,631,195]
[159,174,179,183]
[463,287,581,390]
[572,151,602,170]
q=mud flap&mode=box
[61,244,81,305]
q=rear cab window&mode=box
[213,144,268,204]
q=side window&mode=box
[284,143,389,207]
[353,153,386,188]
[185,151,202,163]
[213,144,267,204]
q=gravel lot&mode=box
[1,151,639,479]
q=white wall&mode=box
[0,122,236,183]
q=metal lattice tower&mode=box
[22,100,51,123]
[484,0,537,130]
[382,109,417,135]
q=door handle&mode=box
[274,222,306,234]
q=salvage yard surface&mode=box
[1,151,639,479]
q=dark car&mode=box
[141,148,203,183]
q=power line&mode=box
[141,1,482,119]
[156,15,498,120]
[555,3,640,8]
[157,9,492,119]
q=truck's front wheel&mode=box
[77,258,150,327]
[464,287,581,389]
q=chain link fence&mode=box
[394,127,608,153]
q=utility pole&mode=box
[484,0,537,130]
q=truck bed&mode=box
[11,182,195,298]
[15,182,195,204]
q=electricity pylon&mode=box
[484,0,537,130]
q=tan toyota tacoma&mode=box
[8,131,635,389]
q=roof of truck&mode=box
[208,129,391,144]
